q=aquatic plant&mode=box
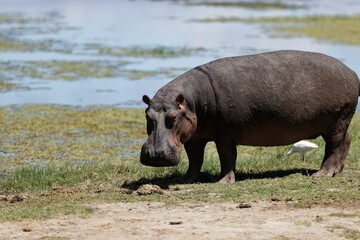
[192,15,360,45]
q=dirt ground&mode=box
[1,201,359,240]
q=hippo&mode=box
[140,50,360,183]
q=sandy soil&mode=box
[1,201,359,240]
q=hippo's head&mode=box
[140,92,197,166]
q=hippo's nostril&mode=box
[140,146,152,160]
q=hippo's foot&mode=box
[217,171,235,184]
[179,172,199,184]
[312,166,343,177]
[183,176,197,184]
[312,169,334,177]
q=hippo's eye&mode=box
[165,114,176,129]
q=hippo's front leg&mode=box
[215,138,237,183]
[184,139,206,183]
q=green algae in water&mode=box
[191,1,303,9]
[33,61,121,80]
[271,15,360,45]
[154,0,303,9]
[121,68,183,80]
[0,39,45,52]
[0,12,78,53]
[85,44,205,58]
[0,60,180,86]
[0,80,18,92]
[0,14,29,24]
[193,15,360,45]
[0,60,122,81]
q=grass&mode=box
[0,39,49,52]
[197,1,301,9]
[344,229,360,240]
[327,225,360,240]
[0,80,18,92]
[246,15,360,45]
[192,15,360,45]
[158,0,303,9]
[85,44,205,58]
[329,212,360,218]
[0,61,122,81]
[0,106,359,221]
[0,61,181,86]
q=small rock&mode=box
[0,195,7,202]
[10,194,25,203]
[0,194,27,203]
[22,227,32,232]
[271,196,281,202]
[169,221,183,225]
[237,203,251,209]
[137,184,163,195]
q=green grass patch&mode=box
[194,1,301,9]
[344,229,360,240]
[0,105,146,170]
[0,106,359,221]
[0,61,122,81]
[329,212,360,218]
[193,15,360,45]
[0,12,77,53]
[0,38,48,52]
[162,0,303,9]
[85,44,205,58]
[0,14,27,24]
[248,15,360,45]
[0,80,18,92]
[0,61,180,84]
[0,200,93,222]
[327,225,360,240]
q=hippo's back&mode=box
[195,50,359,145]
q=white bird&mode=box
[287,140,318,161]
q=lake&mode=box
[0,0,360,108]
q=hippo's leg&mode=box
[184,139,207,183]
[313,113,352,177]
[215,138,236,183]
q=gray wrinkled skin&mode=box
[141,50,360,183]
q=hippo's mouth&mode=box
[140,146,181,167]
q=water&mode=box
[0,0,360,108]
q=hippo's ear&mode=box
[176,94,185,110]
[142,95,151,105]
[176,94,184,105]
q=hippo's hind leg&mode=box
[313,112,353,177]
[184,139,207,183]
[215,138,237,183]
[313,132,351,177]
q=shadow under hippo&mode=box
[140,50,360,183]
